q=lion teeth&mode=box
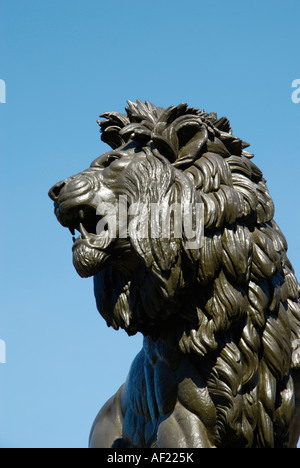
[79,222,89,239]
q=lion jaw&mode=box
[49,167,121,278]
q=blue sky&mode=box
[0,0,299,448]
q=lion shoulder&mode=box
[89,384,125,448]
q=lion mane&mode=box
[97,101,300,447]
[50,100,300,448]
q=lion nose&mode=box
[48,181,66,202]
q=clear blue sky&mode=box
[0,0,299,448]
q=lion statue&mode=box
[49,100,300,448]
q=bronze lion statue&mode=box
[49,100,300,448]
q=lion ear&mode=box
[172,117,209,168]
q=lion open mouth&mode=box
[58,203,114,278]
[66,204,108,243]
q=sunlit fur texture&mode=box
[96,101,300,447]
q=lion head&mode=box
[49,100,300,447]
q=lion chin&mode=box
[49,100,300,448]
[72,241,108,278]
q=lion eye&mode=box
[91,152,122,169]
[102,153,121,167]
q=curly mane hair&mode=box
[96,101,300,448]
